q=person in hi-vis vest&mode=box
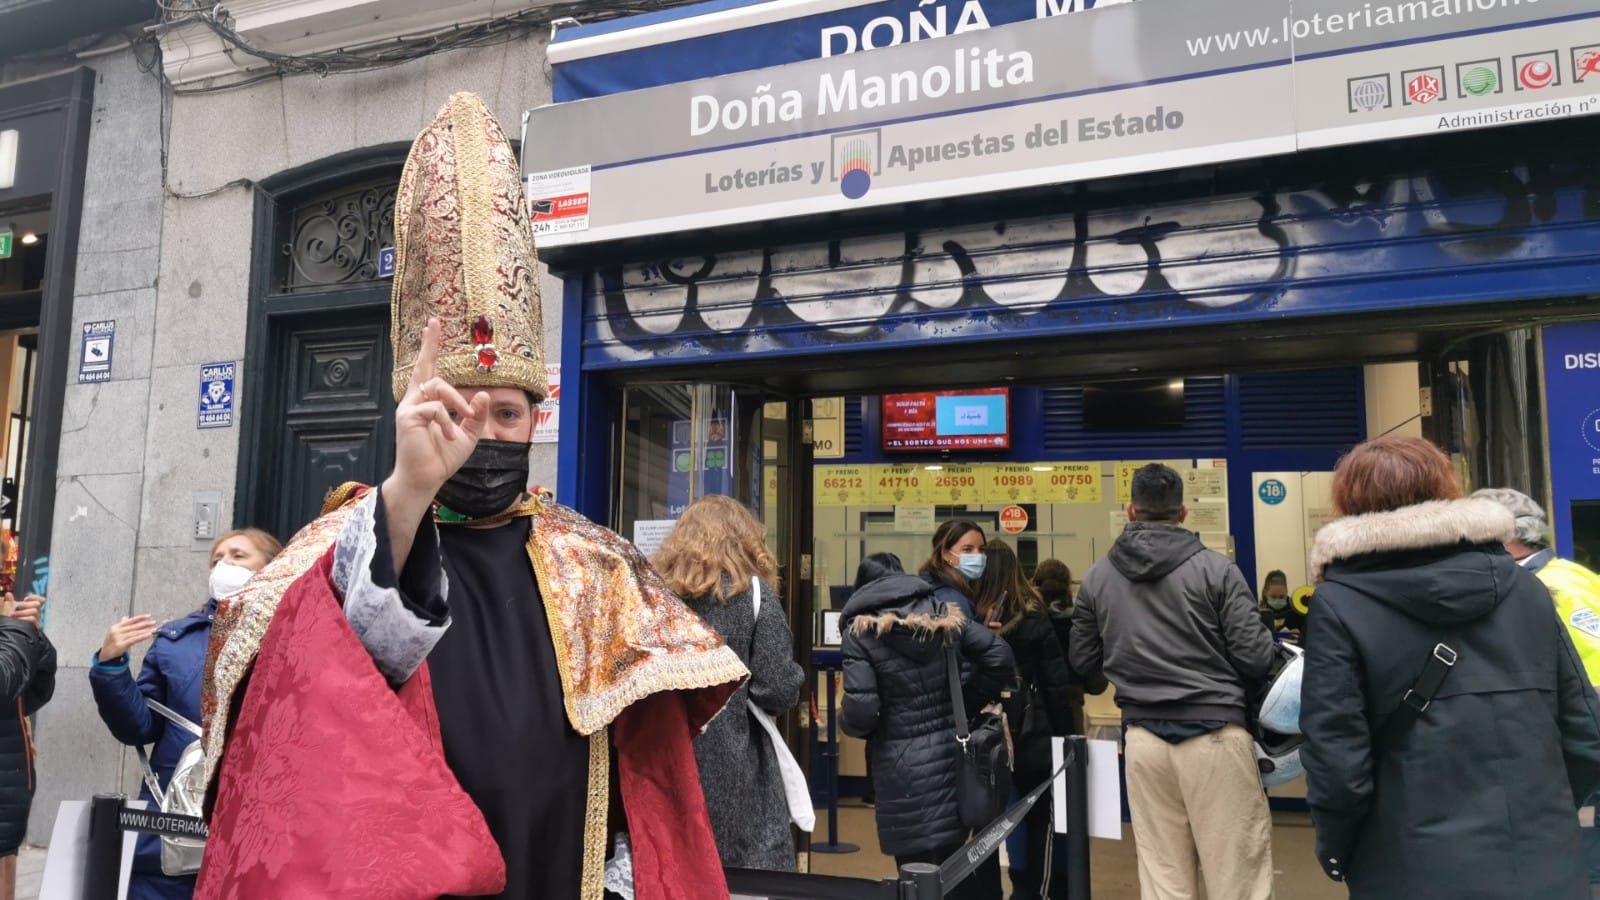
[1475,487,1600,896]
[1473,489,1600,683]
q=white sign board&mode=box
[39,800,140,900]
[525,165,592,235]
[811,396,846,460]
[1053,738,1123,840]
[632,519,677,558]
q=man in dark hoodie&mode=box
[1069,464,1276,900]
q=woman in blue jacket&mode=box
[89,528,280,900]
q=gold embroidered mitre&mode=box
[391,92,547,401]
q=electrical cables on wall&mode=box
[155,1,689,94]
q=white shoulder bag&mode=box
[748,578,815,832]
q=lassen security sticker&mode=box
[525,165,591,235]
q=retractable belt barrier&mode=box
[81,739,1093,900]
[82,793,210,900]
[729,735,1092,900]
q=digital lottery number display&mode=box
[882,388,1011,451]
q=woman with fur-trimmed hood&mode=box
[1301,436,1600,900]
[840,552,1013,900]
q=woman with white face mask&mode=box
[89,528,281,900]
[919,519,988,625]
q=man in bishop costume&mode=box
[193,93,749,900]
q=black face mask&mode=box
[434,438,531,519]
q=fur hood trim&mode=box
[1309,498,1513,583]
[848,604,967,638]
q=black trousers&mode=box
[1013,763,1075,900]
[894,840,1002,900]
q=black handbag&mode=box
[946,641,1012,829]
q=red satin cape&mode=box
[196,550,731,899]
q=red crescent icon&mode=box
[1519,59,1555,89]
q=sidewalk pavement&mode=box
[17,844,44,900]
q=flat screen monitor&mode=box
[882,388,1011,451]
[1082,379,1186,430]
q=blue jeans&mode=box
[1006,784,1028,873]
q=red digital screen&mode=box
[882,388,1011,451]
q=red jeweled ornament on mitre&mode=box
[472,315,498,372]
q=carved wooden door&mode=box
[258,311,394,541]
[239,170,399,542]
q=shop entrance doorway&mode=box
[597,328,1543,896]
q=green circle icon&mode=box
[1462,66,1497,96]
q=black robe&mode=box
[387,514,590,899]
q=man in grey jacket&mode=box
[1070,463,1276,900]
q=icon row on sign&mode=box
[1347,44,1600,114]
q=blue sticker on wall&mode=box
[1258,479,1288,506]
[78,320,114,383]
[198,362,236,429]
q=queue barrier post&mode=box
[812,659,858,854]
[1065,734,1092,899]
[898,862,942,900]
[84,793,124,900]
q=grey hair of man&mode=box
[1471,487,1549,549]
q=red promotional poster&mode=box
[882,388,1010,451]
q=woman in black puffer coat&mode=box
[0,598,54,900]
[1302,437,1600,900]
[976,544,1102,900]
[1034,559,1107,738]
[841,553,1013,900]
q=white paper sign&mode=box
[632,519,676,558]
[1053,738,1124,841]
[1109,508,1129,540]
[1306,506,1338,536]
[1186,500,1228,531]
[1184,468,1227,499]
[40,800,140,900]
[819,610,844,647]
[893,505,935,533]
[532,364,561,444]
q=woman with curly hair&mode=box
[653,495,806,871]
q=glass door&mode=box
[616,384,816,859]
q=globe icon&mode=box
[1352,79,1387,111]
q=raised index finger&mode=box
[410,317,443,394]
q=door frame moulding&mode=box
[0,68,94,598]
[234,143,408,530]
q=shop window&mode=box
[0,333,36,593]
[616,384,768,543]
[0,232,46,294]
[279,178,397,292]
